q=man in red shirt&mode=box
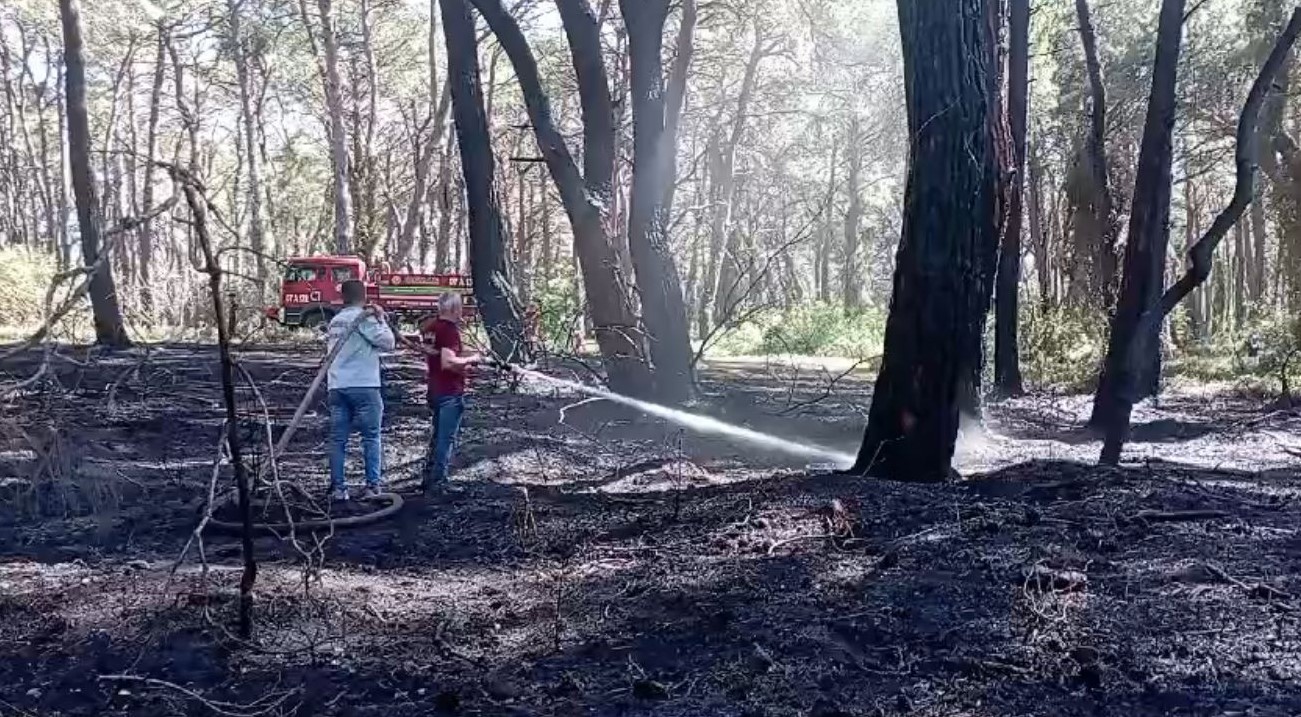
[419,292,484,493]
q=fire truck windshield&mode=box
[283,265,320,282]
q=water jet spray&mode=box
[502,363,855,469]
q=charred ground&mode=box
[1,344,1300,716]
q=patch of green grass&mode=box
[706,303,886,359]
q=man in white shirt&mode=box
[326,280,396,501]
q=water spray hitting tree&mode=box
[846,0,1002,482]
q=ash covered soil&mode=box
[2,344,1301,716]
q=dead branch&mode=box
[1131,509,1231,523]
[1200,561,1295,609]
[96,675,296,717]
[778,356,876,416]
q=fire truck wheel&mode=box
[302,308,334,330]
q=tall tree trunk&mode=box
[842,116,864,312]
[707,29,769,330]
[817,141,839,304]
[993,0,1029,396]
[540,183,554,285]
[847,0,1000,482]
[1095,7,1301,459]
[434,130,454,271]
[442,0,529,361]
[51,41,69,268]
[1090,0,1186,452]
[300,0,354,255]
[394,2,453,267]
[1233,215,1248,327]
[621,0,696,402]
[60,0,130,347]
[1185,179,1207,342]
[228,0,267,285]
[139,27,166,314]
[662,0,696,215]
[1027,142,1052,304]
[1254,0,1289,308]
[1068,0,1118,310]
[470,0,654,393]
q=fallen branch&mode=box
[778,356,876,416]
[96,674,296,717]
[1131,509,1231,523]
[1200,561,1295,609]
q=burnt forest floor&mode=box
[2,343,1301,717]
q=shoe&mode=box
[361,485,383,500]
[423,479,460,497]
[330,488,350,502]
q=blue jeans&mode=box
[426,394,465,484]
[328,388,384,491]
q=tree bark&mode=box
[846,0,1000,482]
[59,0,130,347]
[621,0,696,402]
[441,0,529,361]
[1090,0,1187,455]
[993,0,1029,397]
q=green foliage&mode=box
[1021,305,1109,391]
[0,248,57,330]
[707,303,887,359]
[1246,314,1301,394]
[533,271,582,352]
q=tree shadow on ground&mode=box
[4,345,1301,715]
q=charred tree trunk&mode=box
[621,0,696,402]
[470,0,654,393]
[846,0,1000,482]
[1096,6,1301,461]
[441,0,529,361]
[1090,0,1186,449]
[993,0,1029,397]
[60,0,130,347]
[1068,0,1118,311]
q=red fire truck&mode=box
[266,255,477,329]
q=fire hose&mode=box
[209,309,406,533]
